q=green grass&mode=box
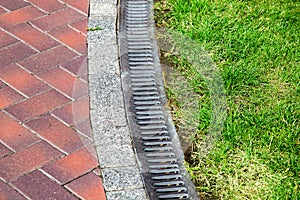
[155,0,300,199]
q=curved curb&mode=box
[88,0,148,199]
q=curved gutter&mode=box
[118,0,200,199]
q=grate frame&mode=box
[118,0,200,199]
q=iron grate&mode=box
[119,0,200,199]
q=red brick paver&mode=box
[0,7,6,15]
[0,84,24,109]
[70,18,89,36]
[49,25,87,54]
[0,143,12,158]
[26,114,91,154]
[53,96,90,126]
[38,66,88,99]
[42,145,98,184]
[0,42,37,67]
[0,111,38,151]
[0,0,106,199]
[27,0,65,13]
[0,0,29,11]
[12,170,78,200]
[0,6,44,29]
[0,180,26,200]
[63,0,89,14]
[0,29,18,47]
[9,23,59,51]
[31,7,85,31]
[66,172,106,200]
[18,45,77,73]
[62,56,88,81]
[5,89,69,121]
[0,141,62,181]
[0,63,50,97]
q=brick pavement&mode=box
[0,0,106,199]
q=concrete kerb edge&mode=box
[88,1,148,199]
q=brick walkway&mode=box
[0,0,106,199]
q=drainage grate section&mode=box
[119,0,200,199]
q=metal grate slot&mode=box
[137,115,164,121]
[143,141,171,146]
[150,168,180,174]
[129,57,154,62]
[131,78,155,82]
[141,131,169,136]
[149,164,179,169]
[131,86,157,91]
[142,136,170,141]
[148,158,177,164]
[152,174,183,180]
[144,147,173,152]
[139,125,167,130]
[154,181,185,187]
[146,152,175,157]
[133,96,160,101]
[136,110,163,115]
[156,187,187,193]
[158,193,189,199]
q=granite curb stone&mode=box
[106,189,148,200]
[102,166,144,191]
[88,0,148,199]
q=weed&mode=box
[87,26,102,31]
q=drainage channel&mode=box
[119,0,200,199]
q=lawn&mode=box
[154,0,300,199]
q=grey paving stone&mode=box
[88,16,116,44]
[90,105,127,128]
[106,189,148,200]
[90,0,117,5]
[88,43,118,58]
[89,17,116,32]
[88,43,119,74]
[88,0,148,198]
[88,60,119,75]
[102,166,143,191]
[89,74,124,108]
[90,97,123,118]
[96,144,136,168]
[90,3,117,17]
[91,120,131,146]
[87,28,116,44]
